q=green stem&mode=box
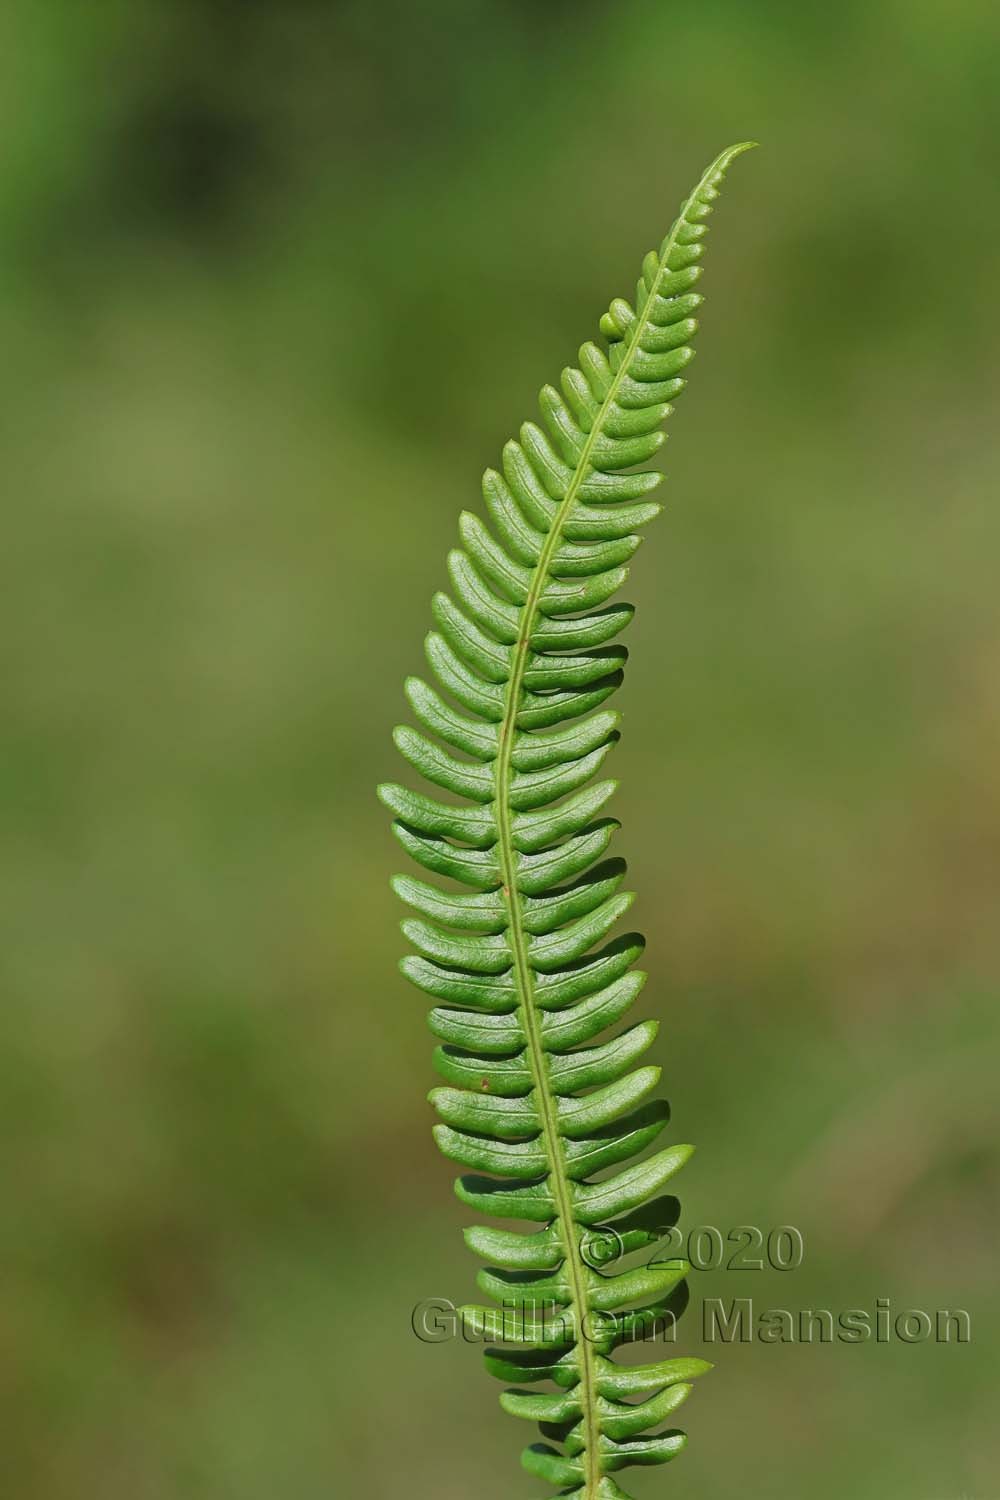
[491,151,737,1496]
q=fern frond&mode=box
[379,143,755,1498]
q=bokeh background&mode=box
[3,2,998,1496]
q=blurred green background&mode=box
[3,1,998,1496]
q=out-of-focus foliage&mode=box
[1,3,997,1498]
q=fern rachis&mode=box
[379,143,755,1499]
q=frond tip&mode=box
[379,143,755,1498]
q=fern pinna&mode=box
[378,144,754,1498]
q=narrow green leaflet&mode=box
[379,142,755,1500]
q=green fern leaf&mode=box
[379,142,755,1498]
